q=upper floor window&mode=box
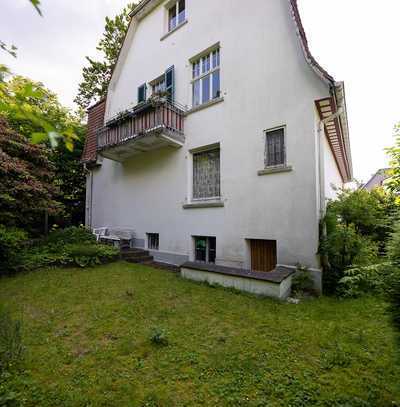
[265,127,286,167]
[193,147,220,200]
[138,83,147,104]
[192,48,220,108]
[168,0,185,32]
[150,66,175,102]
[152,76,166,94]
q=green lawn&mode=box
[1,262,399,406]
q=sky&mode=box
[1,0,399,183]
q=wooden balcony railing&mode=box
[97,99,185,152]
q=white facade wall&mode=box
[323,135,344,201]
[89,0,333,270]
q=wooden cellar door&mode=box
[250,240,277,272]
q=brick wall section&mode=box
[81,99,106,164]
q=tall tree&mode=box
[75,3,135,109]
[1,76,87,226]
[0,117,62,235]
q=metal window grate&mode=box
[193,148,220,199]
[148,233,159,250]
[265,128,285,167]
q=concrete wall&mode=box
[181,267,292,300]
[90,0,332,270]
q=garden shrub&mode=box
[19,226,119,271]
[42,226,96,247]
[320,187,399,295]
[292,265,315,296]
[338,263,392,298]
[0,226,27,276]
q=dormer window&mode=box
[168,0,185,32]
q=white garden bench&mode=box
[93,228,135,248]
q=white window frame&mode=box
[191,47,221,108]
[167,0,186,32]
[264,125,287,168]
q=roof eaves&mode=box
[288,0,335,86]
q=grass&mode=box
[0,261,399,406]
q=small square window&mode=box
[194,236,216,264]
[147,233,159,250]
[265,127,285,167]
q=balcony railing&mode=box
[97,98,186,162]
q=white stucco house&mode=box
[82,0,353,296]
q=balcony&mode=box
[97,98,185,162]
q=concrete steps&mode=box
[120,248,154,264]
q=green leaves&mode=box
[385,123,400,195]
[29,0,42,16]
[0,76,80,150]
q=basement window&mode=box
[147,233,159,250]
[194,236,216,263]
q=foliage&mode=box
[0,70,78,149]
[386,122,400,194]
[0,226,27,276]
[75,3,135,109]
[1,77,87,226]
[292,265,315,296]
[20,227,118,270]
[320,221,379,294]
[338,263,393,298]
[0,263,398,405]
[0,0,80,147]
[0,117,63,235]
[320,187,399,294]
[326,187,398,251]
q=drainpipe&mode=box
[83,163,93,230]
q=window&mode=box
[147,233,159,250]
[152,77,166,94]
[193,147,220,200]
[194,236,216,263]
[138,84,147,104]
[265,127,285,167]
[151,66,175,102]
[168,0,185,32]
[192,48,220,107]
